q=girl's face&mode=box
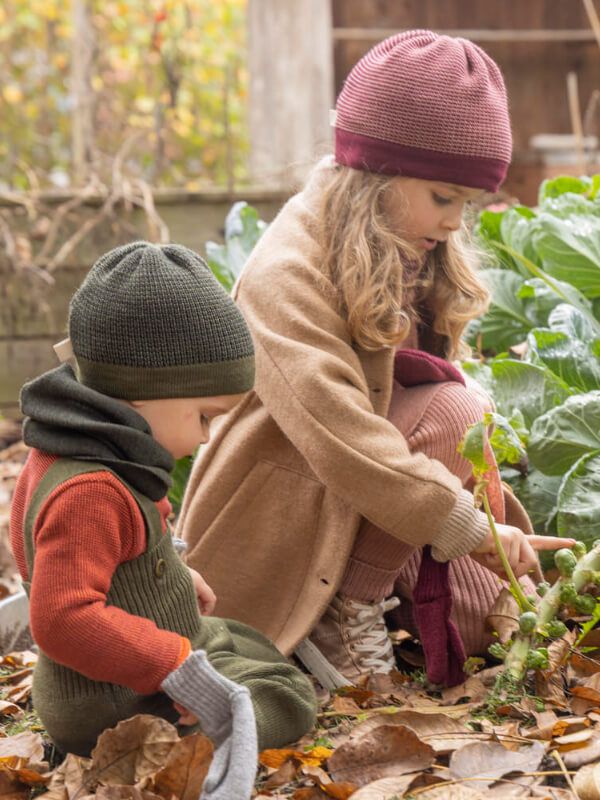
[383,177,483,254]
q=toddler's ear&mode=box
[129,400,147,408]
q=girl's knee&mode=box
[407,382,487,478]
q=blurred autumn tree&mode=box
[0,0,248,190]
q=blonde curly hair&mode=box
[316,163,490,360]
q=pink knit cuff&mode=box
[430,489,489,562]
[341,556,407,603]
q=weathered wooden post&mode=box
[247,0,334,187]
[71,0,96,185]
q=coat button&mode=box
[155,558,166,578]
[371,386,381,393]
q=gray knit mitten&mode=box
[161,650,258,800]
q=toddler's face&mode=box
[383,177,483,254]
[130,393,248,459]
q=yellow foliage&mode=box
[1,0,249,189]
[3,86,23,104]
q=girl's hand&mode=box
[173,701,199,726]
[470,524,576,579]
[188,567,217,615]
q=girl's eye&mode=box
[432,192,453,206]
[200,414,211,427]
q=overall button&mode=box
[155,558,166,578]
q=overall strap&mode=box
[23,458,163,581]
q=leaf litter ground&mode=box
[2,437,600,799]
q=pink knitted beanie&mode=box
[334,30,512,192]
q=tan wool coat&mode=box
[177,165,531,655]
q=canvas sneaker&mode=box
[294,593,400,689]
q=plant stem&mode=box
[481,493,535,613]
[504,634,530,680]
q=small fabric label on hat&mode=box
[53,337,74,364]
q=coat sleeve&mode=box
[234,227,489,560]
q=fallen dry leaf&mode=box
[0,770,30,800]
[259,745,333,770]
[42,751,93,800]
[95,788,162,800]
[531,786,581,799]
[293,767,358,800]
[345,775,415,799]
[348,710,480,754]
[0,701,22,718]
[292,788,330,800]
[535,662,568,708]
[150,733,212,800]
[317,782,357,799]
[441,676,488,706]
[487,781,533,799]
[570,673,600,711]
[89,716,179,787]
[328,724,435,785]
[0,733,44,762]
[580,629,600,648]
[524,709,558,740]
[4,767,49,787]
[571,650,600,677]
[5,676,32,705]
[263,758,300,789]
[554,728,594,751]
[562,732,600,770]
[331,696,362,716]
[0,670,31,687]
[485,588,520,644]
[416,784,486,799]
[336,687,375,705]
[407,700,480,717]
[574,761,600,800]
[551,715,589,737]
[0,653,37,669]
[448,740,546,789]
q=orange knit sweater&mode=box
[10,449,190,695]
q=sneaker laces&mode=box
[344,596,400,672]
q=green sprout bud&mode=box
[544,619,568,638]
[574,594,597,615]
[488,642,507,661]
[573,541,587,559]
[555,548,577,577]
[526,649,550,670]
[537,581,550,597]
[519,611,538,634]
[559,582,578,604]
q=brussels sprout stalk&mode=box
[459,417,600,698]
[499,542,600,683]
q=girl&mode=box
[177,30,574,687]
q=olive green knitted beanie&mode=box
[68,241,255,400]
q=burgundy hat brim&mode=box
[335,127,508,193]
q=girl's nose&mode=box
[443,206,463,232]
